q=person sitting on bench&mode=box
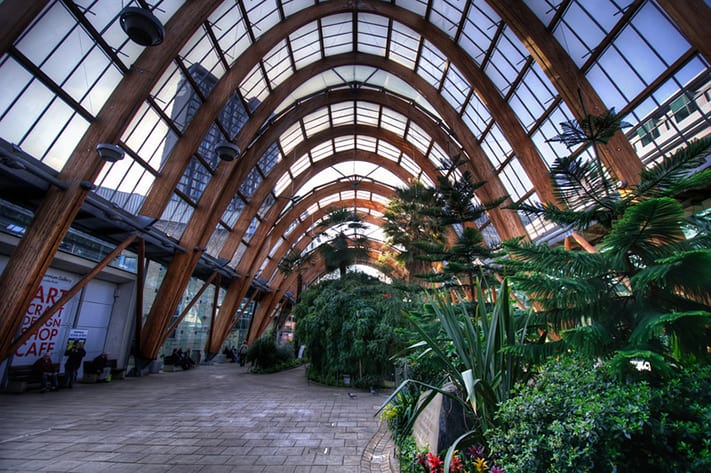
[33,353,59,392]
[92,352,112,382]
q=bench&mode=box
[81,359,125,383]
[6,364,62,393]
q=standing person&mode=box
[238,341,248,367]
[64,341,86,388]
[33,353,59,393]
[92,352,112,382]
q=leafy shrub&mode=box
[488,356,711,472]
[245,333,298,373]
[294,272,411,384]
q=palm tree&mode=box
[277,248,313,299]
[504,109,711,369]
[315,208,368,279]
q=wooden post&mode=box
[3,234,136,361]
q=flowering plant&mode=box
[411,445,505,473]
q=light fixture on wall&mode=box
[119,7,165,46]
[215,142,240,162]
[96,143,125,162]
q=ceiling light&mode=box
[119,7,165,47]
[215,142,240,162]
[96,143,125,162]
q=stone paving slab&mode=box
[0,363,395,473]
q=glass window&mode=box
[670,94,696,123]
[636,118,660,146]
[358,13,388,56]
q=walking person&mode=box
[64,341,86,388]
[238,341,248,367]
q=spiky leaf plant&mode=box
[503,112,711,369]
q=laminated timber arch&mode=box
[0,0,703,362]
[141,122,437,359]
[250,242,396,344]
[0,0,223,359]
[207,192,392,353]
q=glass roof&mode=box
[1,0,709,279]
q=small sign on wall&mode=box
[66,329,88,350]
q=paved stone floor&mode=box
[0,363,396,473]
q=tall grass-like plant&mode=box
[379,278,532,470]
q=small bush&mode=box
[246,333,299,373]
[487,356,711,472]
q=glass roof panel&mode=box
[356,102,380,127]
[394,0,427,17]
[72,0,138,68]
[388,22,419,69]
[552,1,607,67]
[441,63,471,113]
[282,0,313,17]
[309,141,335,162]
[290,151,312,176]
[180,27,226,80]
[400,153,422,178]
[274,169,295,197]
[303,108,331,138]
[509,64,556,132]
[322,13,353,56]
[376,141,405,163]
[357,13,389,56]
[379,108,408,136]
[462,94,492,139]
[458,2,500,66]
[210,3,251,65]
[289,22,322,70]
[430,0,466,39]
[485,27,528,96]
[481,123,512,167]
[330,102,355,127]
[333,135,354,153]
[405,121,432,156]
[264,39,293,88]
[239,63,270,104]
[244,0,280,41]
[417,40,447,89]
[279,121,304,155]
[355,135,377,153]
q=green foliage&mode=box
[294,272,411,384]
[502,134,711,369]
[382,181,444,278]
[379,384,425,448]
[488,356,711,472]
[245,333,298,373]
[380,278,534,472]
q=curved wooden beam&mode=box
[657,0,711,64]
[0,0,48,55]
[0,0,222,359]
[487,0,643,184]
[208,193,390,352]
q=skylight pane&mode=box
[290,22,322,70]
[358,13,388,56]
[322,14,352,56]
